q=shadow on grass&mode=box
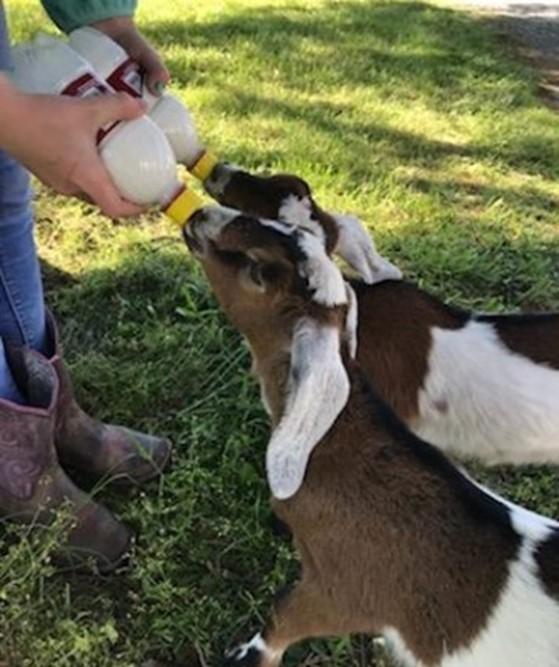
[34,221,559,666]
[140,0,559,179]
[147,1,521,92]
[17,1,559,663]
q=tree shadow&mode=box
[140,0,558,178]
[16,1,559,663]
[33,221,559,665]
[145,1,523,93]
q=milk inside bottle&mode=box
[69,27,219,180]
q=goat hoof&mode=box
[223,640,262,667]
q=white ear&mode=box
[344,283,358,359]
[331,213,402,284]
[266,318,350,499]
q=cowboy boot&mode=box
[0,345,131,572]
[45,311,171,485]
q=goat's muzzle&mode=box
[204,162,235,200]
[183,208,209,255]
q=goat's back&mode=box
[273,374,559,666]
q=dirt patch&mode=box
[453,1,559,110]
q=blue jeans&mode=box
[0,7,47,403]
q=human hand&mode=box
[0,77,146,217]
[91,16,170,96]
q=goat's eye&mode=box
[248,260,264,287]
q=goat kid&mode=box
[203,162,402,285]
[204,166,559,467]
[184,206,559,667]
[354,279,559,466]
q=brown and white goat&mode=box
[184,206,559,667]
[204,163,402,285]
[204,165,559,467]
[352,280,559,466]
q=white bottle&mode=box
[69,27,218,180]
[10,35,204,225]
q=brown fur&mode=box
[535,530,559,600]
[186,215,523,667]
[352,281,559,427]
[352,280,467,423]
[266,371,519,665]
[480,313,559,368]
[207,168,339,254]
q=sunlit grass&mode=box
[2,0,559,664]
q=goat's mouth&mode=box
[183,209,209,256]
[204,162,236,200]
[183,205,242,257]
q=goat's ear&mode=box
[266,318,350,499]
[343,283,358,359]
[243,248,292,293]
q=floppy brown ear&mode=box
[266,317,350,499]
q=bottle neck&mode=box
[163,185,204,227]
[189,150,219,181]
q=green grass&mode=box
[2,0,559,665]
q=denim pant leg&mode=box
[0,151,47,352]
[0,7,47,402]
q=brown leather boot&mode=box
[0,346,131,572]
[45,311,171,485]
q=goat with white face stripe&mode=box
[190,193,559,467]
[184,206,559,667]
[203,163,402,285]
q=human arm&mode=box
[0,74,146,217]
[41,1,169,94]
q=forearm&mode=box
[0,75,30,155]
[40,0,137,33]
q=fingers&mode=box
[87,91,146,128]
[137,46,170,95]
[113,29,170,96]
[90,19,170,96]
[76,160,145,218]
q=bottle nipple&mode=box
[163,186,205,227]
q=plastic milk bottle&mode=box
[10,35,203,226]
[69,27,218,182]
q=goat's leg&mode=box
[224,580,356,667]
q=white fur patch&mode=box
[266,217,347,307]
[190,205,241,240]
[469,476,558,542]
[297,232,347,307]
[384,537,559,667]
[415,319,559,465]
[193,205,347,307]
[331,213,402,284]
[442,538,559,666]
[279,194,326,243]
[383,628,426,667]
[267,319,350,499]
[259,217,296,236]
[344,283,358,359]
[226,632,283,663]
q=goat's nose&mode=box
[204,162,233,200]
